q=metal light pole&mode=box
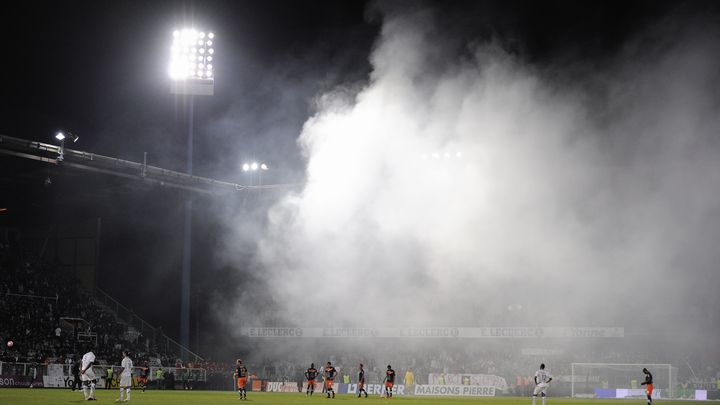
[54,131,79,161]
[241,161,269,186]
[169,28,214,355]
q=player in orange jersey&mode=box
[323,362,337,398]
[383,365,396,398]
[640,368,653,405]
[234,359,249,400]
[305,363,318,396]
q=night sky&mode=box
[2,0,719,360]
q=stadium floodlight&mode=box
[169,27,217,354]
[169,28,215,96]
[242,161,268,172]
[54,131,79,162]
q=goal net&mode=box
[571,363,676,399]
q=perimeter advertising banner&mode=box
[300,383,407,395]
[266,381,300,392]
[242,326,624,338]
[0,375,42,388]
[428,373,507,390]
[414,384,496,396]
[43,375,107,388]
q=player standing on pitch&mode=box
[357,363,368,398]
[324,361,337,398]
[234,359,249,400]
[305,363,318,396]
[641,368,653,405]
[80,345,97,401]
[532,363,553,405]
[118,350,133,402]
[383,365,396,398]
[137,364,149,393]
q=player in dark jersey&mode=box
[383,365,396,398]
[234,359,249,400]
[139,365,150,393]
[305,363,318,396]
[640,368,653,405]
[323,362,337,398]
[357,363,368,398]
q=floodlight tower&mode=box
[54,131,79,161]
[241,161,269,185]
[169,28,215,354]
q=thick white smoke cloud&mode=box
[229,8,720,336]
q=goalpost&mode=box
[571,363,675,399]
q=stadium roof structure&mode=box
[0,134,297,195]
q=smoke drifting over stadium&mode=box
[221,4,720,348]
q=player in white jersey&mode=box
[532,363,553,405]
[80,347,98,401]
[118,350,133,402]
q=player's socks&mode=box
[126,388,131,400]
[83,385,89,399]
[532,395,537,405]
[542,396,546,405]
[118,387,124,401]
[90,383,96,399]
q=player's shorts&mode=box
[325,379,334,389]
[358,381,365,390]
[237,377,247,389]
[385,381,394,389]
[646,384,654,395]
[307,379,316,387]
[120,373,132,387]
[533,383,548,396]
[138,376,148,385]
[81,368,97,382]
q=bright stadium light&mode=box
[54,130,79,162]
[169,27,215,96]
[241,160,270,185]
[168,27,216,353]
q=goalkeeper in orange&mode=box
[640,368,653,405]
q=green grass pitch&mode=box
[0,389,687,405]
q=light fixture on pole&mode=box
[241,161,269,172]
[169,29,215,96]
[169,27,215,354]
[54,131,79,161]
[241,161,269,185]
